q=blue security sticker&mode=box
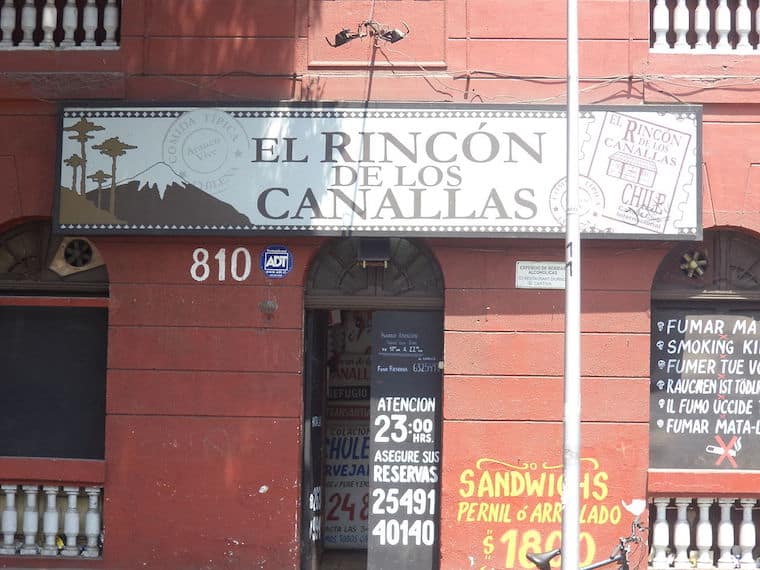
[260,245,293,279]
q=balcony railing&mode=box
[651,0,760,53]
[0,484,103,558]
[649,496,760,569]
[0,0,119,49]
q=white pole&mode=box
[562,0,581,568]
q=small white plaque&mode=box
[515,261,566,289]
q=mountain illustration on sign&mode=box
[60,120,250,228]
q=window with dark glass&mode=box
[0,221,108,460]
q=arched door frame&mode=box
[650,227,760,473]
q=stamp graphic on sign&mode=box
[549,175,605,231]
[162,109,248,194]
[586,111,692,234]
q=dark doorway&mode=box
[303,309,443,570]
[301,238,445,570]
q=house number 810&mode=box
[190,247,252,282]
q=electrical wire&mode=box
[14,36,760,106]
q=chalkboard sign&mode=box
[651,307,760,469]
[0,306,107,459]
[368,311,442,570]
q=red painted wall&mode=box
[98,238,316,568]
[1,0,759,568]
[436,239,658,568]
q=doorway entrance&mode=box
[301,239,444,570]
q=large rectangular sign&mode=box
[651,308,760,469]
[55,103,701,238]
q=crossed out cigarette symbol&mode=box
[705,435,739,468]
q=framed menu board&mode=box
[651,305,760,470]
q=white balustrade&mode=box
[652,496,671,569]
[696,497,714,568]
[651,0,760,53]
[40,486,58,556]
[81,0,98,49]
[652,0,670,51]
[61,486,82,557]
[0,0,120,49]
[82,487,101,558]
[694,0,710,50]
[19,0,35,48]
[739,499,756,569]
[103,0,118,47]
[672,0,690,51]
[0,483,103,558]
[716,498,735,569]
[649,497,760,569]
[715,0,732,52]
[19,486,39,555]
[736,0,752,53]
[61,0,77,48]
[41,0,56,47]
[0,486,17,555]
[673,497,691,569]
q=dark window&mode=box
[0,221,109,460]
[1,306,107,459]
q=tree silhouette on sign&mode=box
[64,154,84,194]
[63,118,105,195]
[87,170,111,209]
[92,137,137,215]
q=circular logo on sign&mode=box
[162,109,248,194]
[260,245,294,279]
[549,175,605,228]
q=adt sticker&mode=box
[260,245,293,279]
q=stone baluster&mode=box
[696,497,714,569]
[61,0,77,47]
[716,498,736,569]
[19,0,36,48]
[41,0,57,47]
[652,0,670,51]
[673,497,692,569]
[82,487,101,558]
[715,0,731,51]
[738,498,756,569]
[735,0,751,52]
[19,486,40,555]
[40,486,60,556]
[694,0,710,51]
[103,0,118,47]
[61,486,81,557]
[0,485,18,555]
[0,0,15,48]
[673,0,690,51]
[81,0,98,48]
[651,497,671,569]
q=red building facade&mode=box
[1,1,759,569]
